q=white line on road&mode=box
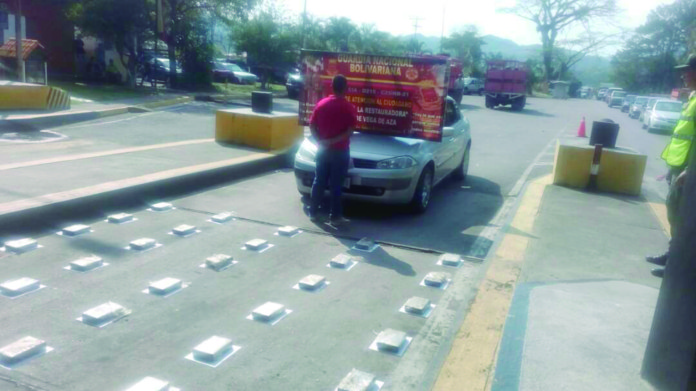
[48,111,162,131]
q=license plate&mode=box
[343,178,351,189]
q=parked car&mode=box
[629,96,649,119]
[212,62,257,84]
[286,69,303,99]
[597,88,607,100]
[138,57,182,84]
[462,77,484,95]
[608,90,626,107]
[640,98,659,121]
[294,97,471,213]
[643,99,683,133]
[605,88,623,104]
[621,95,636,112]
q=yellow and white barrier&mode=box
[0,82,70,111]
[215,108,303,151]
[553,140,647,196]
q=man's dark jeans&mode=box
[310,148,350,219]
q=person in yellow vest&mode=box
[647,54,696,277]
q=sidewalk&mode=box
[433,176,666,391]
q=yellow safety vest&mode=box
[662,96,696,168]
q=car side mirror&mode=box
[442,127,454,138]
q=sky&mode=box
[279,0,676,54]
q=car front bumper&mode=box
[294,157,418,204]
[650,119,678,131]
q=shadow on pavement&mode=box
[496,107,555,117]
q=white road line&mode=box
[48,111,162,131]
[467,127,566,259]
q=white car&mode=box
[643,99,683,133]
[463,77,485,95]
[294,97,471,213]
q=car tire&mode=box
[411,165,434,214]
[485,96,494,109]
[642,121,647,129]
[452,143,471,181]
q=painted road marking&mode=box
[0,153,274,216]
[432,174,551,391]
[0,139,214,171]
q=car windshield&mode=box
[635,97,648,104]
[655,101,682,112]
[229,64,244,72]
[156,58,170,68]
[613,92,626,98]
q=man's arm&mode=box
[319,128,353,146]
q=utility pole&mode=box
[411,16,421,38]
[301,0,307,49]
[15,0,24,82]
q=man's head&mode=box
[332,74,348,96]
[676,54,696,89]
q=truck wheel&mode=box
[478,89,483,96]
[512,96,526,111]
[485,96,494,109]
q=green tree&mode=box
[234,8,296,89]
[66,0,150,87]
[324,17,358,52]
[443,27,485,76]
[503,0,619,82]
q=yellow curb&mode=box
[432,174,551,391]
[645,201,670,238]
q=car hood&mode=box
[653,111,681,120]
[349,132,423,158]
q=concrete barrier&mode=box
[553,140,647,196]
[215,108,303,151]
[0,82,70,110]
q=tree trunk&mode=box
[167,39,177,88]
[541,33,553,82]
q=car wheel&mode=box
[485,96,494,109]
[478,89,484,96]
[452,143,471,181]
[411,166,434,213]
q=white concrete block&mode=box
[193,336,232,362]
[439,253,462,267]
[130,238,156,251]
[0,336,46,364]
[376,329,407,352]
[4,238,38,253]
[404,297,431,314]
[337,368,376,391]
[82,302,125,325]
[70,255,103,272]
[211,212,233,223]
[150,202,173,211]
[245,239,268,251]
[108,213,134,223]
[205,254,232,271]
[62,224,91,236]
[330,254,354,268]
[124,377,170,391]
[299,275,326,290]
[278,226,300,236]
[172,224,196,236]
[252,302,285,321]
[0,278,40,296]
[424,272,449,287]
[148,278,182,295]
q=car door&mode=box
[433,100,462,183]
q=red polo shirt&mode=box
[309,95,357,150]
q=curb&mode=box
[0,150,290,240]
[2,96,194,130]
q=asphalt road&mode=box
[0,95,671,391]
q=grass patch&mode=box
[51,81,158,102]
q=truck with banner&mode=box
[298,50,451,142]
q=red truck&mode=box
[484,60,527,111]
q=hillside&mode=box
[397,33,611,86]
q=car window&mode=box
[230,64,244,72]
[655,102,682,112]
[444,101,460,127]
[635,97,648,104]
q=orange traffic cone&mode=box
[577,117,587,137]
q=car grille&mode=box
[353,158,378,169]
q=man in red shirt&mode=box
[308,74,357,225]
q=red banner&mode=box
[299,51,450,142]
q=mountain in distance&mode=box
[399,33,611,86]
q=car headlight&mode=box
[376,156,417,169]
[296,140,317,162]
